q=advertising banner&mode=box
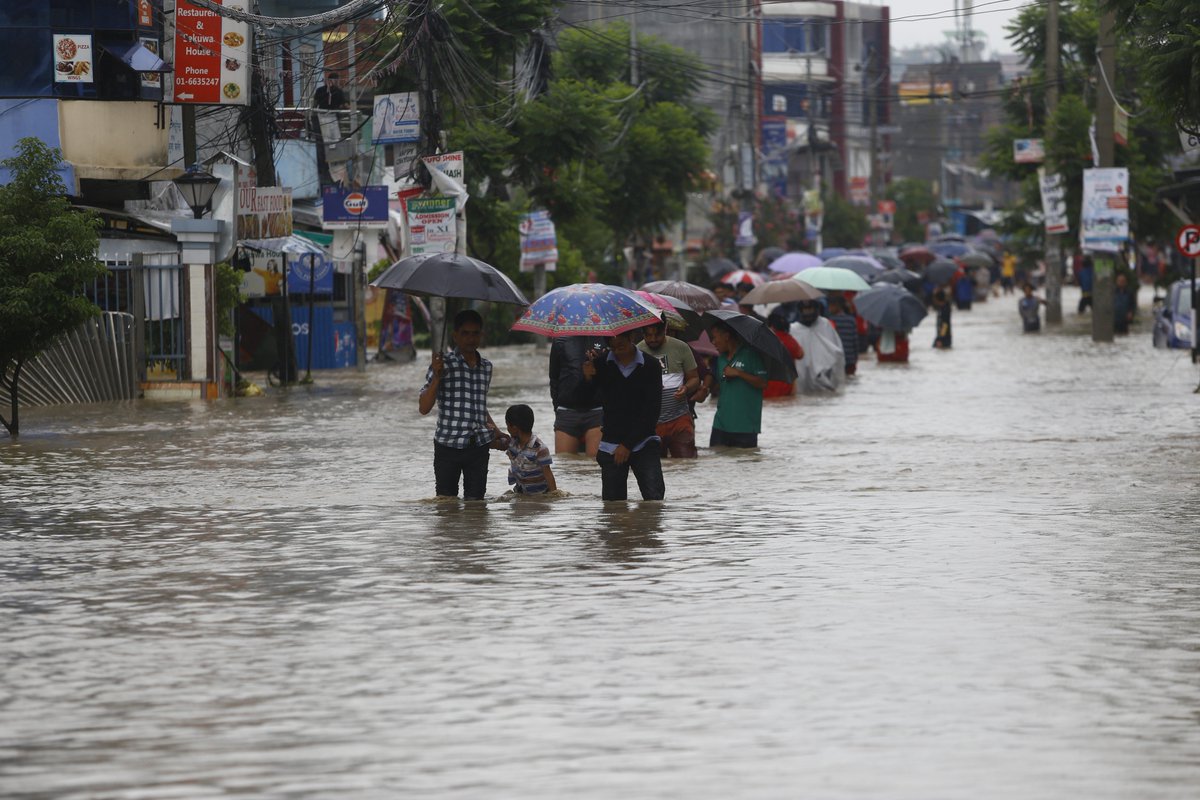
[519,210,558,272]
[287,251,333,295]
[735,210,757,248]
[422,151,467,206]
[1081,167,1129,252]
[1013,138,1045,164]
[761,118,788,198]
[405,197,457,256]
[372,92,420,144]
[237,183,293,240]
[898,81,952,106]
[139,37,162,89]
[241,255,286,298]
[322,185,389,229]
[172,0,250,105]
[1038,168,1069,235]
[849,176,869,206]
[53,35,94,83]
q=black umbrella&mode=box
[874,267,924,295]
[754,246,786,271]
[705,257,740,280]
[924,258,962,286]
[372,252,529,306]
[852,283,928,332]
[701,309,798,383]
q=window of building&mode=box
[762,19,825,55]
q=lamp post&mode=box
[174,164,221,219]
[171,164,225,398]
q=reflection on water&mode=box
[3,289,1200,798]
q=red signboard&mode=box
[138,0,153,27]
[172,0,250,105]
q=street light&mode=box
[173,164,221,219]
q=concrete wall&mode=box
[58,100,168,181]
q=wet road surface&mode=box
[3,288,1199,798]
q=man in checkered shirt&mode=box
[418,309,505,499]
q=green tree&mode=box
[981,0,1177,247]
[885,177,939,243]
[821,193,869,248]
[0,138,105,437]
[1108,0,1200,134]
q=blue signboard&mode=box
[321,185,389,229]
[761,117,789,198]
[287,251,333,295]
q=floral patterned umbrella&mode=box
[635,291,688,330]
[511,283,662,337]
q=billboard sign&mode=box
[287,251,333,295]
[372,92,420,144]
[53,35,94,83]
[237,184,293,240]
[405,197,457,255]
[172,0,250,105]
[1081,167,1129,251]
[1013,138,1045,164]
[322,185,390,229]
[519,210,558,272]
[1038,169,1069,235]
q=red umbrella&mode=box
[899,247,936,267]
[720,269,766,287]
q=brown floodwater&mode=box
[3,287,1199,798]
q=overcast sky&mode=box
[877,0,1026,55]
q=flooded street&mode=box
[3,288,1199,798]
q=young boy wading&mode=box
[582,331,666,501]
[418,310,503,499]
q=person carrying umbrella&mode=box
[581,331,666,501]
[418,309,505,500]
[708,321,770,448]
[637,321,701,458]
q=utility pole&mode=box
[867,46,879,245]
[1043,0,1062,324]
[408,0,446,351]
[806,56,821,253]
[1092,8,1117,343]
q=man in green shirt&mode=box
[637,322,700,458]
[708,322,768,448]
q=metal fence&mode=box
[88,253,186,381]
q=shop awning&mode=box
[98,39,170,73]
[240,234,327,255]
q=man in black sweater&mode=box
[581,331,665,501]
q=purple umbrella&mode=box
[768,251,824,274]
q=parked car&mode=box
[1152,278,1197,349]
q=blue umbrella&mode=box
[817,247,849,260]
[929,241,971,258]
[511,283,661,338]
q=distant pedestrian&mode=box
[953,269,973,310]
[826,295,859,375]
[582,331,665,501]
[708,321,768,448]
[418,309,502,500]
[638,322,701,458]
[1077,256,1094,313]
[932,289,952,348]
[1001,251,1016,294]
[1113,272,1135,334]
[764,312,802,397]
[1018,282,1046,332]
[314,71,347,110]
[875,328,910,363]
[503,404,557,495]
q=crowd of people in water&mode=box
[416,234,1146,503]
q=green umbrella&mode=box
[793,266,871,293]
